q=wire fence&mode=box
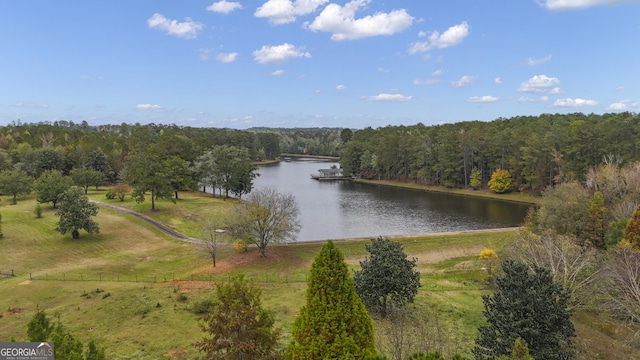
[25,271,487,292]
[27,271,309,284]
[0,269,16,280]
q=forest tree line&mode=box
[338,112,640,195]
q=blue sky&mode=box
[1,0,639,129]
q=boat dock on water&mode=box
[310,166,347,180]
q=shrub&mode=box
[192,299,215,314]
[34,204,42,218]
[105,189,117,200]
[234,239,249,252]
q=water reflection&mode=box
[252,158,531,241]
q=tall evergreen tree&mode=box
[288,241,376,359]
[473,260,575,360]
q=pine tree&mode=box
[288,241,376,359]
[585,191,606,249]
[473,260,575,360]
[27,310,51,342]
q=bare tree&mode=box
[227,187,301,258]
[375,305,467,359]
[598,243,640,344]
[504,229,601,309]
[200,219,226,267]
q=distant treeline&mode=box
[4,112,640,196]
[248,127,342,157]
[338,112,640,194]
[0,121,281,182]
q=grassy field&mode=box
[0,190,637,359]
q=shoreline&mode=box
[352,179,540,205]
[287,227,522,245]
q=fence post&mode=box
[30,273,32,280]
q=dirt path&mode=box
[90,200,207,245]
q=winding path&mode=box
[90,200,206,245]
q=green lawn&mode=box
[0,191,636,359]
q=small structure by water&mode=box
[311,165,346,180]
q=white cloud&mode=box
[272,69,286,76]
[135,104,162,111]
[147,13,204,39]
[377,67,389,73]
[549,87,565,94]
[206,1,243,14]
[607,99,640,111]
[408,22,469,54]
[413,78,439,85]
[198,48,213,61]
[305,0,414,40]
[432,69,445,76]
[217,52,239,63]
[519,96,549,102]
[518,74,559,92]
[336,84,347,90]
[538,0,639,10]
[255,0,328,25]
[526,54,552,66]
[14,102,49,108]
[451,75,475,88]
[553,98,598,107]
[363,93,414,102]
[417,30,427,37]
[494,77,502,84]
[614,86,625,92]
[253,43,311,64]
[467,95,498,103]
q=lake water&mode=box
[252,158,531,241]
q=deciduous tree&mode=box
[125,150,173,210]
[194,275,280,360]
[0,169,33,204]
[504,230,600,309]
[288,241,376,359]
[354,236,421,317]
[33,170,73,208]
[487,169,513,194]
[479,249,499,276]
[70,168,105,194]
[624,204,640,248]
[56,186,100,239]
[226,187,300,258]
[473,260,575,360]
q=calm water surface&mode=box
[253,158,531,241]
